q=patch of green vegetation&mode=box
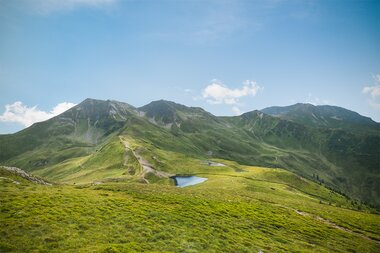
[0,98,379,209]
[33,138,129,184]
[1,164,379,253]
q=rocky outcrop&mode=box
[1,166,52,185]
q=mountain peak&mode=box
[261,103,379,132]
[241,110,266,118]
[141,99,204,111]
[138,100,215,125]
[58,98,135,125]
[78,98,133,107]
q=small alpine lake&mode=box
[172,176,208,188]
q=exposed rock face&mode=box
[1,166,52,185]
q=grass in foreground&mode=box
[1,166,379,253]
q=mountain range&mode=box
[0,98,379,208]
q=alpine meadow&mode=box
[1,1,380,252]
[1,99,379,252]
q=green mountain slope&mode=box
[0,98,379,209]
[1,99,380,252]
[261,103,380,134]
[1,165,379,252]
[227,110,380,207]
[139,99,218,126]
[0,98,135,171]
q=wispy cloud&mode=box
[144,1,257,45]
[362,74,380,110]
[0,101,76,127]
[362,74,380,98]
[306,93,332,105]
[191,8,248,44]
[289,1,319,21]
[18,0,118,15]
[232,106,242,116]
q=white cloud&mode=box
[369,100,380,110]
[362,85,380,98]
[0,101,76,127]
[362,74,380,98]
[51,102,77,115]
[201,79,262,116]
[362,74,380,110]
[375,74,380,83]
[232,106,242,116]
[22,0,117,14]
[202,79,262,105]
[306,93,331,105]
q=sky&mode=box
[0,0,379,134]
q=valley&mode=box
[0,98,379,252]
[2,0,379,251]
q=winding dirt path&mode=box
[273,203,380,244]
[119,137,172,181]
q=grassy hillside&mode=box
[0,99,379,209]
[1,165,379,252]
[0,99,135,172]
[33,137,129,184]
[261,103,380,134]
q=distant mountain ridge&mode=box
[139,99,218,125]
[261,103,379,134]
[0,98,379,208]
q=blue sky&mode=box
[0,0,379,133]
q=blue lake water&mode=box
[173,176,208,188]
